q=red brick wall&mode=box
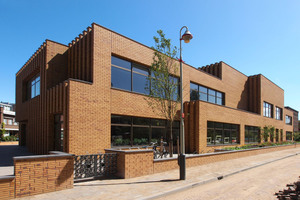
[14,153,74,198]
[0,177,15,200]
[106,149,153,179]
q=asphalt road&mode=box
[157,154,300,200]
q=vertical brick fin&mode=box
[68,44,72,79]
[198,62,222,79]
[195,101,200,153]
[67,27,93,82]
[74,38,79,79]
[184,102,189,153]
[88,27,93,82]
[82,32,86,81]
[247,75,261,114]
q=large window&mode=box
[286,131,292,141]
[245,126,260,143]
[111,115,179,147]
[190,83,224,105]
[263,102,273,118]
[26,74,40,100]
[111,56,179,99]
[207,121,239,145]
[285,115,292,125]
[111,56,149,94]
[275,107,282,120]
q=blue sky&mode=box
[0,0,299,114]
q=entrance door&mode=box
[54,114,64,151]
[20,124,26,146]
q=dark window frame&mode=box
[111,56,179,99]
[263,101,273,118]
[111,115,179,147]
[190,82,225,106]
[207,121,240,146]
[244,125,260,144]
[275,107,283,120]
[285,115,292,125]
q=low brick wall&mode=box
[13,151,74,198]
[107,144,300,179]
[154,144,300,174]
[0,151,74,199]
[0,176,15,200]
[105,149,153,179]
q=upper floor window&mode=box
[111,56,179,100]
[190,82,224,105]
[275,107,282,120]
[26,74,40,100]
[285,115,292,125]
[111,56,149,95]
[263,102,273,118]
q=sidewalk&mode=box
[16,147,300,200]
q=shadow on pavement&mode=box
[0,145,34,166]
[75,179,180,187]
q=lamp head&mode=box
[182,29,193,43]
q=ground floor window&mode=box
[245,126,260,143]
[111,115,179,147]
[286,131,293,141]
[207,121,240,146]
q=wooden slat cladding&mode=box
[198,62,222,79]
[247,75,261,114]
[68,27,93,82]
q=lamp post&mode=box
[178,26,193,180]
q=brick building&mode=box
[284,106,299,132]
[16,23,296,155]
[0,102,19,137]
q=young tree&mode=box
[145,30,179,157]
[0,122,5,141]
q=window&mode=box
[26,74,40,100]
[207,121,240,145]
[190,83,225,106]
[285,115,292,125]
[3,119,7,124]
[263,102,273,118]
[275,107,282,120]
[8,119,12,125]
[111,115,179,147]
[286,131,292,141]
[245,126,260,143]
[111,56,149,95]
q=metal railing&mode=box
[74,153,117,180]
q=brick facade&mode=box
[0,152,74,199]
[16,23,297,155]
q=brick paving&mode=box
[13,147,300,200]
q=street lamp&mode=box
[178,26,193,180]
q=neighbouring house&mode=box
[284,106,299,133]
[16,23,297,155]
[0,102,19,137]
